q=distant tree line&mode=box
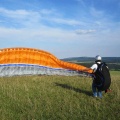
[62,57,120,71]
[77,63,120,71]
[62,57,120,63]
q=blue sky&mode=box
[0,0,120,58]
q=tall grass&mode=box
[0,71,120,120]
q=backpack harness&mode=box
[93,62,111,91]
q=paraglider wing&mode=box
[0,47,92,76]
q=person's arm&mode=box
[90,64,97,73]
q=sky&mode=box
[0,0,120,58]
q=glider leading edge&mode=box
[0,47,93,77]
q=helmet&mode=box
[95,55,102,61]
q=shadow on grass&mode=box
[54,82,92,96]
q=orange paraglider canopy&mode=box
[0,47,93,76]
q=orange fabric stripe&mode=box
[0,47,93,73]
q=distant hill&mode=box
[61,57,120,71]
[62,57,120,63]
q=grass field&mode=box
[0,71,120,120]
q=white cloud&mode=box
[75,29,96,34]
[0,7,31,18]
[75,0,86,8]
[0,27,74,42]
[90,7,104,18]
[0,7,86,28]
[0,25,119,58]
[49,17,85,26]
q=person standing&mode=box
[90,55,103,98]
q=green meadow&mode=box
[0,71,120,120]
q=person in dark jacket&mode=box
[91,55,102,98]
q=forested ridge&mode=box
[62,57,120,70]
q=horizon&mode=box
[62,56,120,59]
